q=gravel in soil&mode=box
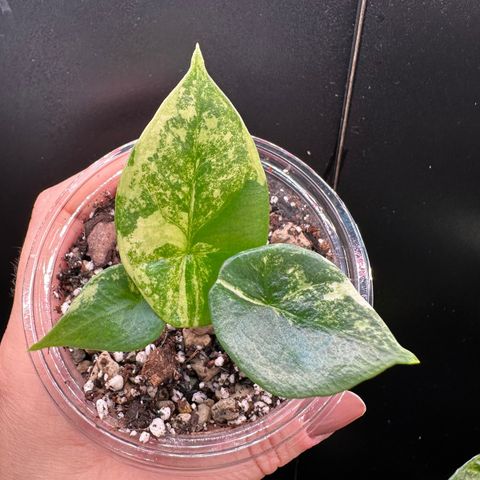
[56,180,333,441]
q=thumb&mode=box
[242,391,366,478]
[305,391,366,445]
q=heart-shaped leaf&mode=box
[450,455,480,480]
[115,45,269,327]
[209,244,419,398]
[30,265,165,352]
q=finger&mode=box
[5,169,95,347]
[305,391,366,441]
[239,391,365,478]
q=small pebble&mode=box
[112,352,124,362]
[147,385,158,398]
[229,414,248,426]
[234,384,254,397]
[192,392,208,404]
[159,407,171,421]
[87,221,116,267]
[192,326,214,336]
[95,351,120,379]
[77,360,92,374]
[156,399,175,411]
[106,374,124,391]
[183,328,212,349]
[254,401,270,415]
[71,348,86,363]
[135,351,147,365]
[125,351,136,362]
[196,403,211,426]
[211,398,240,423]
[172,389,184,402]
[149,418,166,437]
[83,260,95,271]
[176,351,186,363]
[214,356,225,367]
[261,394,273,405]
[239,398,250,412]
[83,380,94,393]
[145,344,156,356]
[96,399,109,419]
[60,301,70,314]
[177,398,192,414]
[191,357,220,381]
[218,387,230,399]
[177,413,191,423]
[139,431,150,443]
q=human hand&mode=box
[0,169,366,480]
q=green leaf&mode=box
[450,455,480,480]
[115,44,269,327]
[30,265,165,352]
[209,244,419,398]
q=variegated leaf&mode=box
[209,244,419,398]
[30,265,165,351]
[115,45,269,327]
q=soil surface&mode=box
[56,180,333,442]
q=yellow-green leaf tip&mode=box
[408,352,421,364]
[191,43,205,69]
[398,347,420,365]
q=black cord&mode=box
[331,0,368,191]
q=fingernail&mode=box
[306,391,366,441]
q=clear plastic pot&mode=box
[22,137,372,476]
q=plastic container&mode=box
[22,137,372,476]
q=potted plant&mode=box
[24,45,417,476]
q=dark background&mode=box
[1,1,479,478]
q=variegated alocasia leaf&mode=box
[30,265,165,352]
[115,45,269,327]
[209,244,419,398]
[450,455,480,480]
